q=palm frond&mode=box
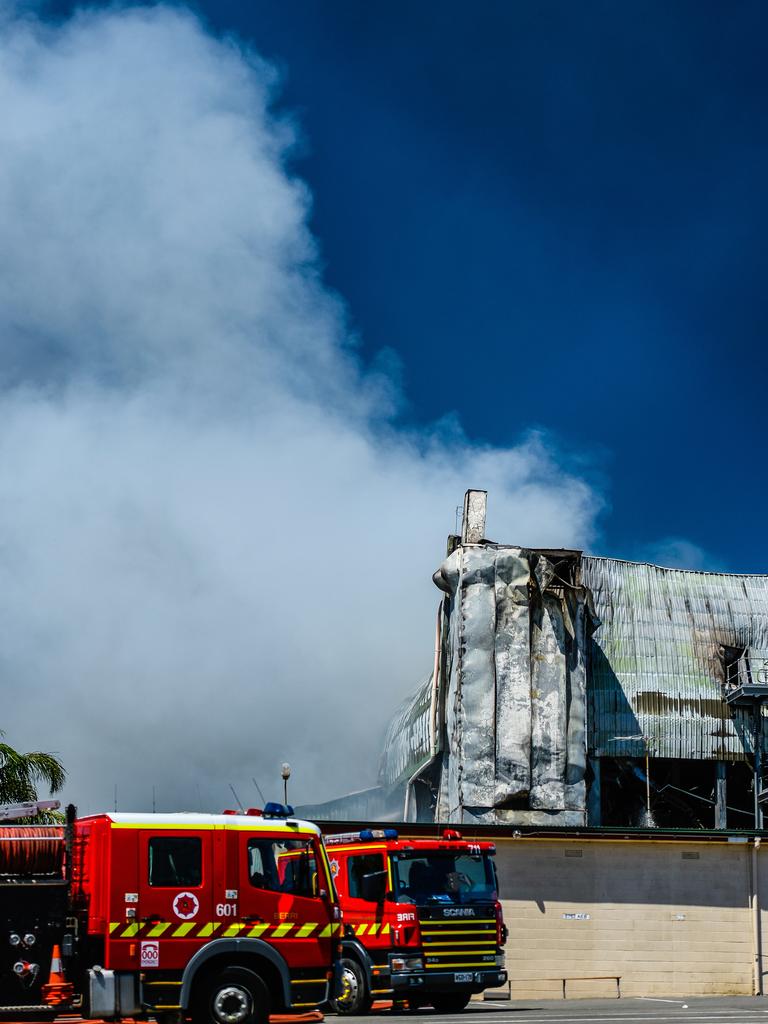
[0,735,67,812]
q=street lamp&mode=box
[281,762,291,806]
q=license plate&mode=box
[454,972,473,983]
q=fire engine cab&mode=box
[0,802,341,1024]
[325,828,507,1014]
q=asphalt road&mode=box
[338,997,768,1024]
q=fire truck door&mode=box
[342,852,387,944]
[238,834,333,961]
[137,829,212,963]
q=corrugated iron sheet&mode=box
[378,674,435,788]
[582,557,768,760]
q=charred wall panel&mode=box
[584,558,768,761]
[427,544,590,824]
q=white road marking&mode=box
[640,999,692,1005]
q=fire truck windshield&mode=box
[390,851,497,905]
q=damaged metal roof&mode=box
[583,557,768,760]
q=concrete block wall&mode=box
[493,836,762,998]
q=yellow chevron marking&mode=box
[197,922,221,937]
[381,924,390,936]
[121,923,139,938]
[367,923,379,936]
[355,924,367,937]
[246,923,269,938]
[223,923,245,937]
[296,923,317,938]
[173,922,196,937]
[318,924,333,937]
[272,923,293,938]
[148,922,171,937]
[109,922,120,934]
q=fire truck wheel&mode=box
[429,993,472,1013]
[333,958,371,1016]
[203,967,270,1024]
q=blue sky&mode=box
[36,0,768,570]
[177,1,765,570]
[2,1,766,808]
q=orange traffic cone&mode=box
[41,944,74,1006]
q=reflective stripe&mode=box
[355,924,367,937]
[421,928,495,935]
[246,923,269,938]
[109,820,312,835]
[328,844,387,853]
[197,922,221,937]
[424,940,496,946]
[428,958,493,966]
[368,923,379,936]
[381,924,390,936]
[421,919,495,925]
[109,919,331,939]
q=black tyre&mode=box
[333,957,372,1015]
[199,967,270,1024]
[430,993,472,1013]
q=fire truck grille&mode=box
[419,917,497,971]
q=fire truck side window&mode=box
[347,853,385,900]
[247,839,314,897]
[148,837,202,887]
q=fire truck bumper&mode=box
[390,969,507,994]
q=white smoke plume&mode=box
[0,5,599,812]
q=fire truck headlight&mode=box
[9,934,21,947]
[390,956,423,973]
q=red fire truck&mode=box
[0,802,341,1024]
[325,828,507,1014]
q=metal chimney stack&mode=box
[461,489,487,545]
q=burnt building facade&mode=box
[302,491,768,829]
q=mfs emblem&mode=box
[173,891,200,920]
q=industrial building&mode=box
[304,490,768,831]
